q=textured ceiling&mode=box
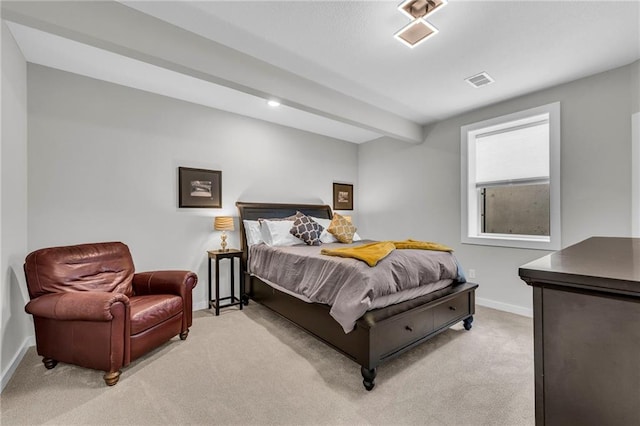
[4,1,640,143]
[126,1,640,124]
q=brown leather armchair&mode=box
[23,241,198,386]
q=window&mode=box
[461,102,560,250]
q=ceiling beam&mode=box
[1,1,424,143]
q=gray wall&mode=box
[27,64,359,313]
[632,60,639,114]
[631,59,638,229]
[358,61,638,315]
[1,22,32,390]
[4,50,638,390]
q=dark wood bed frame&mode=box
[236,201,478,390]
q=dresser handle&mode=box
[449,306,456,311]
[405,326,413,332]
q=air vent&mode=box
[465,72,494,88]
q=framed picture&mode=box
[178,167,222,208]
[333,182,353,211]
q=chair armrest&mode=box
[132,271,198,297]
[25,292,129,321]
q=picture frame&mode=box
[333,182,353,211]
[178,167,222,208]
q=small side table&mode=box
[207,249,244,316]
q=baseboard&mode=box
[194,296,532,317]
[0,297,533,393]
[1,336,35,394]
[2,302,216,391]
[476,297,532,318]
[193,300,209,311]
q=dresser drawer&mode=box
[433,292,471,326]
[374,305,435,358]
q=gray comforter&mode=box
[248,240,463,333]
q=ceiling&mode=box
[3,1,640,144]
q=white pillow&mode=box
[261,219,303,247]
[312,216,362,243]
[311,217,338,243]
[243,220,263,246]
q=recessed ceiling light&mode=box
[394,19,438,48]
[267,99,280,107]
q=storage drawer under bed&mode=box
[373,289,473,360]
[433,291,471,326]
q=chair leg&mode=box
[179,329,189,340]
[103,371,121,386]
[42,358,58,369]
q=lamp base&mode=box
[220,232,228,252]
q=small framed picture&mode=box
[333,182,353,211]
[178,167,222,208]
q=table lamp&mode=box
[214,216,234,252]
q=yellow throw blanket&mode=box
[392,239,453,252]
[321,241,396,267]
[321,239,453,267]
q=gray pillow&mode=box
[289,211,324,246]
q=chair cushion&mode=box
[24,242,135,299]
[129,295,183,335]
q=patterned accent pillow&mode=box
[289,211,324,246]
[327,213,358,243]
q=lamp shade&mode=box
[214,216,234,231]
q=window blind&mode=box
[475,120,549,186]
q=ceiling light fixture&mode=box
[395,0,447,48]
[394,19,438,49]
[267,99,280,107]
[398,0,447,20]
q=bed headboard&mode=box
[235,201,332,264]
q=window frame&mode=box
[461,102,561,250]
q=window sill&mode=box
[462,233,560,251]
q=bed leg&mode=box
[361,366,377,391]
[463,316,474,330]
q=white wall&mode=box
[1,21,32,391]
[632,61,639,115]
[632,61,639,236]
[633,112,639,237]
[358,61,638,316]
[27,64,358,312]
[10,51,639,390]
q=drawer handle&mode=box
[405,326,413,332]
[449,306,456,311]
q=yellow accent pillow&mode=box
[328,213,357,243]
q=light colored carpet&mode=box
[0,304,534,425]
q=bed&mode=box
[236,201,478,390]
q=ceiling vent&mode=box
[465,72,494,88]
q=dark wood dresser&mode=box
[519,237,640,426]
